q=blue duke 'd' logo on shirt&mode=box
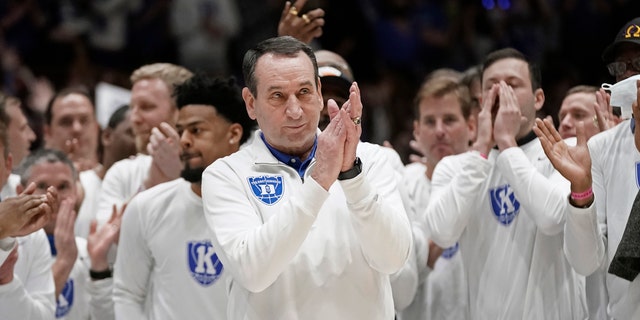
[248,175,284,205]
[187,240,224,287]
[56,278,74,318]
[489,184,520,225]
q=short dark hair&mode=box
[17,148,78,186]
[107,104,130,129]
[45,86,94,125]
[174,73,256,144]
[242,36,319,97]
[482,48,542,91]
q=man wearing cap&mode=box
[535,16,640,319]
[315,50,404,175]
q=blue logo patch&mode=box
[441,242,459,259]
[56,278,74,318]
[248,175,284,205]
[635,162,640,188]
[187,240,223,287]
[489,184,520,225]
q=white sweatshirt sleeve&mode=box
[0,237,16,265]
[339,156,412,274]
[113,198,151,319]
[87,278,115,320]
[426,152,491,248]
[563,143,607,276]
[496,147,570,235]
[0,230,55,320]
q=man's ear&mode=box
[534,88,545,111]
[467,114,478,144]
[227,123,243,146]
[101,127,113,147]
[242,88,257,120]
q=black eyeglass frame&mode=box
[607,56,640,77]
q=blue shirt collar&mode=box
[260,132,317,179]
[47,234,57,256]
[631,118,635,133]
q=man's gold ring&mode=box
[301,14,311,24]
[593,115,598,126]
[352,117,361,125]
[289,6,299,16]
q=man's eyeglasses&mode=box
[607,57,640,77]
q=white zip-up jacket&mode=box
[201,130,412,320]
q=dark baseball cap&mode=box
[318,65,353,100]
[602,17,640,63]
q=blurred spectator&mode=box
[170,0,240,76]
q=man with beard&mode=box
[113,74,254,319]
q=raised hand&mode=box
[472,83,498,155]
[493,81,523,150]
[87,203,126,272]
[52,198,78,297]
[594,88,619,132]
[533,118,591,191]
[145,122,183,188]
[0,183,54,238]
[339,82,363,171]
[278,0,325,44]
[312,101,347,190]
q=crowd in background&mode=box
[2,0,640,162]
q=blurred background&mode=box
[1,0,638,163]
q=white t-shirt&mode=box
[76,169,103,239]
[426,139,587,319]
[1,173,20,199]
[0,230,55,319]
[96,154,151,225]
[114,178,228,320]
[396,162,468,320]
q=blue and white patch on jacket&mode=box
[248,175,284,205]
[489,184,520,225]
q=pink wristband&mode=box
[478,152,488,159]
[570,187,593,200]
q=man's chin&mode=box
[181,166,205,183]
[135,138,149,154]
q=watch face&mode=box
[338,157,362,180]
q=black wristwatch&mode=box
[89,268,113,280]
[338,157,362,180]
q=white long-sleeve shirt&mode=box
[565,120,640,319]
[426,139,587,320]
[114,179,228,320]
[95,154,151,225]
[51,237,113,320]
[396,162,468,320]
[0,230,55,320]
[201,130,412,320]
[75,169,103,239]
